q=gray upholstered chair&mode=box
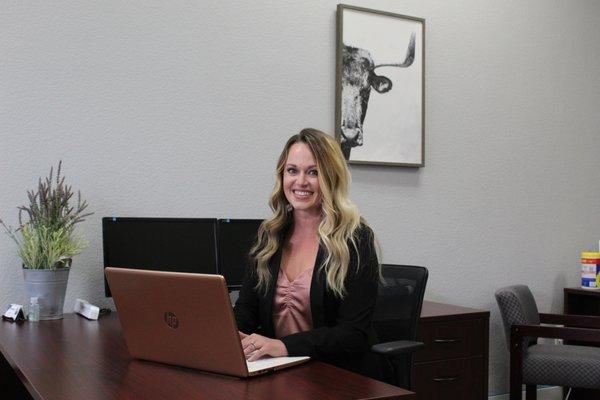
[495,285,600,400]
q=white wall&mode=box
[1,0,599,395]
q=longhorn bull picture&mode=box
[339,32,416,160]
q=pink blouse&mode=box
[272,267,313,339]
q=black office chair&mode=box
[371,264,428,389]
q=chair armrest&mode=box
[511,323,600,344]
[539,313,600,329]
[371,340,425,356]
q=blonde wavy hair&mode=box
[250,128,370,298]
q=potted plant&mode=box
[0,161,92,320]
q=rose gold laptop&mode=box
[105,267,309,377]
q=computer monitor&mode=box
[103,217,218,297]
[217,219,263,289]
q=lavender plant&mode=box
[0,161,93,270]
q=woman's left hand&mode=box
[239,332,288,361]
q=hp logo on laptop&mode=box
[164,312,179,329]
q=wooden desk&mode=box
[0,313,413,400]
[415,301,490,400]
[564,287,600,316]
[563,287,600,400]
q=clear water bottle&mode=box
[28,297,40,322]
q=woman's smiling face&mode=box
[283,143,321,214]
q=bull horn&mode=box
[373,32,416,69]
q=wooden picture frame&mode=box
[336,4,425,167]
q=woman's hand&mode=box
[239,331,288,361]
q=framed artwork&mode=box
[335,4,425,167]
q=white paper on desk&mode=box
[247,356,310,373]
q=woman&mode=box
[234,128,380,376]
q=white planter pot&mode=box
[22,268,71,320]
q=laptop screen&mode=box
[217,219,263,289]
[103,217,218,296]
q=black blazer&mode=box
[234,225,380,375]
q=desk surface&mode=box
[420,300,489,320]
[0,313,413,400]
[565,287,600,297]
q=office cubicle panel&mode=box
[217,219,263,289]
[103,217,218,297]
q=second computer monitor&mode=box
[103,217,218,296]
[217,219,263,289]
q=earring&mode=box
[286,203,293,212]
